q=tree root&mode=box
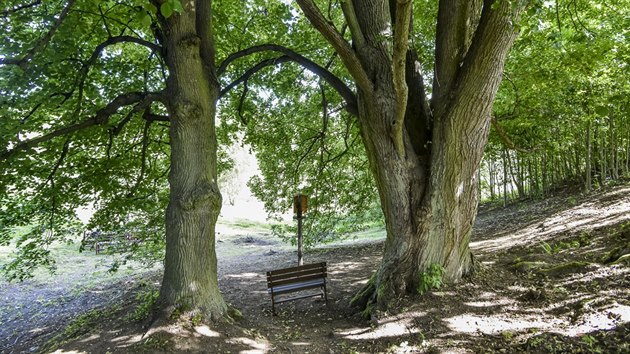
[350,273,377,318]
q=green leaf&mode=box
[160,2,173,18]
[595,106,609,116]
[141,13,152,27]
[170,0,183,13]
[143,3,158,14]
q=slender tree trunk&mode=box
[623,129,630,176]
[489,159,497,200]
[157,1,227,320]
[585,120,592,192]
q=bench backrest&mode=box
[266,262,327,289]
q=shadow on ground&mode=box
[4,185,630,353]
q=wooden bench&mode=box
[266,262,328,315]
[80,230,139,254]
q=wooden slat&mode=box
[267,267,327,282]
[268,273,327,288]
[267,262,326,276]
[273,291,323,303]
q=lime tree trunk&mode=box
[157,1,227,320]
[293,0,524,312]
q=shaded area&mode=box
[1,184,629,353]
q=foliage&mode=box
[126,288,160,322]
[43,305,122,352]
[417,263,445,295]
[483,0,630,201]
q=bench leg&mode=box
[271,294,277,316]
[323,284,328,305]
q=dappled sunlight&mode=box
[194,325,221,337]
[78,334,100,343]
[562,303,630,336]
[225,272,261,279]
[340,319,420,340]
[464,297,515,308]
[445,313,562,334]
[332,261,370,272]
[226,336,269,353]
[559,266,630,287]
[472,190,630,254]
[339,311,426,340]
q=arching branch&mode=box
[219,44,357,115]
[0,0,76,69]
[1,92,165,162]
[295,0,373,95]
[491,117,539,153]
[220,56,291,98]
[72,35,162,116]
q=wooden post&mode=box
[297,205,303,266]
[293,194,307,266]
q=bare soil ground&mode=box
[1,184,629,353]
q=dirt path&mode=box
[2,184,630,353]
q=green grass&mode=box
[0,237,160,288]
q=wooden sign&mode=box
[293,194,308,215]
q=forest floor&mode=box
[1,183,629,353]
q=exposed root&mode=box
[350,274,377,318]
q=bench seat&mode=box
[266,262,328,315]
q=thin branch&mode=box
[555,0,563,32]
[295,0,373,95]
[72,35,162,116]
[491,117,538,153]
[340,0,366,50]
[218,44,357,115]
[44,137,72,188]
[220,56,292,97]
[99,5,113,38]
[0,0,76,69]
[130,119,152,195]
[1,0,41,17]
[1,92,164,162]
[237,81,250,125]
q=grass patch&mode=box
[43,305,122,352]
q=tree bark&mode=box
[312,0,522,313]
[157,1,227,320]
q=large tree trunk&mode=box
[158,1,227,320]
[333,0,521,313]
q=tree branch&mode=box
[432,0,482,111]
[44,137,72,188]
[1,92,164,162]
[1,0,42,17]
[196,0,218,85]
[72,35,162,116]
[237,81,250,125]
[220,56,292,98]
[295,0,373,95]
[340,0,366,50]
[445,0,523,118]
[219,44,358,115]
[0,0,76,69]
[130,120,152,195]
[391,0,413,157]
[491,117,538,153]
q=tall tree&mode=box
[297,0,525,311]
[225,0,523,311]
[0,0,236,320]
